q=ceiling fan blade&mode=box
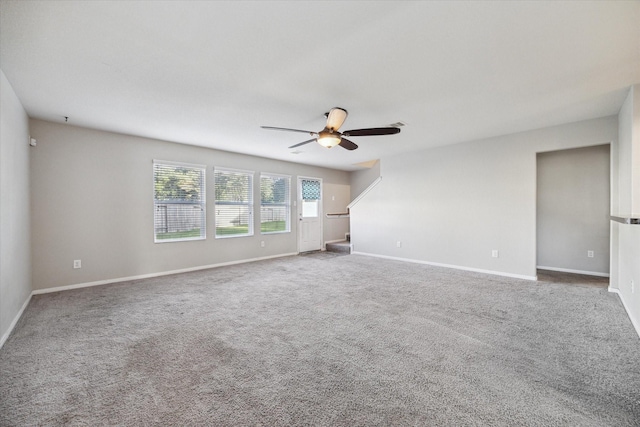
[261,126,317,135]
[342,127,401,137]
[326,107,348,131]
[338,138,358,151]
[288,138,316,149]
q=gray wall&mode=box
[0,70,31,345]
[536,145,610,275]
[616,85,640,215]
[29,119,350,291]
[350,160,381,200]
[350,116,618,279]
[610,85,640,335]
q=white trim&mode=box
[537,266,610,277]
[213,166,255,176]
[607,287,640,339]
[353,251,537,281]
[3,253,299,350]
[153,159,207,169]
[347,176,382,209]
[214,232,254,239]
[154,236,206,244]
[32,253,297,296]
[260,172,292,180]
[0,293,32,350]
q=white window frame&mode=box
[153,160,206,243]
[260,173,291,234]
[214,167,254,238]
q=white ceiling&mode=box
[1,1,639,171]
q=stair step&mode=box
[326,241,351,254]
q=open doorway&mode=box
[536,144,611,277]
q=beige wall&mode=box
[351,116,618,280]
[0,70,31,345]
[323,182,351,242]
[29,120,350,291]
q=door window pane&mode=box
[302,200,318,218]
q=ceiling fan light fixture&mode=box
[317,134,341,148]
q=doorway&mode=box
[298,177,323,252]
[536,144,610,276]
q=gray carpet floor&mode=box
[1,253,639,426]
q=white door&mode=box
[298,177,323,252]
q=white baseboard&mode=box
[607,287,640,339]
[353,252,537,281]
[31,252,298,296]
[3,253,299,350]
[537,266,610,278]
[0,293,32,350]
[4,252,631,352]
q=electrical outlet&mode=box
[260,241,265,248]
[73,259,81,269]
[491,250,499,258]
[396,241,402,248]
[587,250,594,258]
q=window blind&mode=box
[301,179,321,200]
[153,161,206,242]
[260,173,290,233]
[214,168,254,237]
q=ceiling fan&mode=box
[261,107,400,151]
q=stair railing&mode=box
[325,176,382,218]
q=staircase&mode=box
[326,233,351,254]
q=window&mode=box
[260,173,290,234]
[214,168,253,237]
[301,178,321,218]
[153,161,206,242]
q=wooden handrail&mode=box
[325,176,382,218]
[326,211,349,218]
